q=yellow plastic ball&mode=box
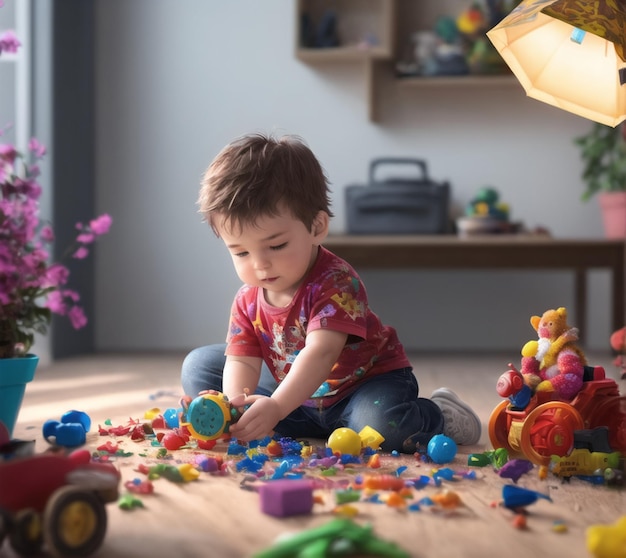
[327,427,362,455]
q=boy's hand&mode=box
[228,394,281,442]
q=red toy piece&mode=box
[0,448,121,557]
[489,365,626,466]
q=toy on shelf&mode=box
[609,326,626,379]
[0,447,120,557]
[456,186,520,236]
[180,390,243,441]
[489,308,626,465]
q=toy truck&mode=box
[0,448,121,557]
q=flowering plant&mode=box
[0,25,111,359]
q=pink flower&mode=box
[40,225,54,243]
[73,246,89,259]
[45,291,67,314]
[28,138,46,158]
[89,214,112,236]
[0,30,20,54]
[76,233,95,244]
[45,263,70,287]
[68,305,87,329]
[0,143,17,163]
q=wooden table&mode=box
[324,234,626,337]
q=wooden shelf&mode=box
[296,45,392,63]
[294,0,517,121]
[396,74,518,88]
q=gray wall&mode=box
[93,0,612,354]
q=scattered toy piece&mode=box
[587,516,626,558]
[118,493,145,510]
[252,518,409,558]
[42,410,91,447]
[258,479,314,517]
[427,434,457,464]
[327,427,362,456]
[502,485,551,510]
[498,459,533,483]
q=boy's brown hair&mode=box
[198,133,333,235]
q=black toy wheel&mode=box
[43,486,107,557]
[0,507,12,549]
[9,508,43,556]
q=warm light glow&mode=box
[488,2,626,126]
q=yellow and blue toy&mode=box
[180,391,242,441]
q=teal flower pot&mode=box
[0,354,39,437]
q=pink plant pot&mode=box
[599,192,626,239]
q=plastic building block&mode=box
[258,479,314,517]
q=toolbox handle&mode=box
[369,158,429,184]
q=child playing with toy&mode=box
[181,132,481,453]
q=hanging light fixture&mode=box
[487,0,626,126]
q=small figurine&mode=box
[609,326,626,379]
[519,307,587,401]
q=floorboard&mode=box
[7,351,626,558]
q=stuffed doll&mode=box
[519,307,587,400]
[609,326,626,379]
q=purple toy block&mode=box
[258,479,314,517]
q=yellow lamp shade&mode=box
[487,0,626,126]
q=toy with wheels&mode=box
[0,446,120,557]
[489,365,626,466]
[180,391,242,441]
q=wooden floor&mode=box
[8,351,626,558]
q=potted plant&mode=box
[0,27,111,435]
[574,121,626,238]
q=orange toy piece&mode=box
[353,474,406,491]
[489,365,626,465]
[431,489,463,509]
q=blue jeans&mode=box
[181,344,443,453]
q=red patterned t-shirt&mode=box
[225,246,410,408]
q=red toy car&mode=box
[0,446,121,557]
[489,365,626,466]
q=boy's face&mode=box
[215,205,328,307]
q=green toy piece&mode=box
[253,518,409,558]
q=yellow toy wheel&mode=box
[520,402,584,466]
[43,486,107,557]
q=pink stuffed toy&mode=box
[519,307,587,401]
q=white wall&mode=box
[94,0,612,354]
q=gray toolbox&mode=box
[345,158,450,234]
